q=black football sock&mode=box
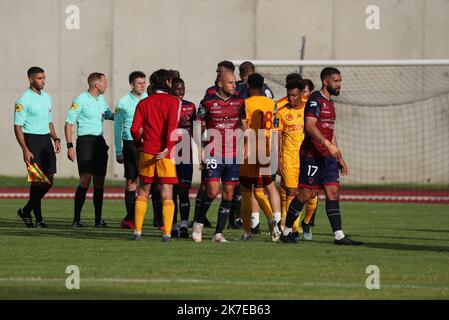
[124,190,136,221]
[193,189,206,223]
[229,185,242,224]
[285,197,305,228]
[151,188,163,226]
[74,186,88,222]
[197,194,213,224]
[93,188,104,223]
[33,184,50,223]
[172,188,178,225]
[325,200,342,232]
[179,191,190,222]
[215,199,232,234]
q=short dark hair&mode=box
[88,72,105,87]
[172,77,184,86]
[27,67,45,77]
[239,61,255,75]
[247,73,264,90]
[320,67,341,82]
[285,73,302,85]
[169,70,180,78]
[302,78,315,91]
[217,60,235,72]
[286,79,305,92]
[149,69,172,92]
[129,71,146,84]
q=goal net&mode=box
[233,60,449,185]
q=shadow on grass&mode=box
[388,228,449,234]
[0,218,163,241]
[365,242,449,253]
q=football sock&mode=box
[215,199,232,234]
[162,200,175,237]
[230,185,242,222]
[304,195,318,224]
[285,197,305,229]
[74,186,88,222]
[193,188,206,223]
[325,200,343,233]
[151,188,163,226]
[33,184,49,223]
[172,188,178,225]
[254,188,273,219]
[280,187,287,228]
[241,189,252,234]
[179,191,190,222]
[251,212,260,229]
[134,196,148,235]
[198,194,213,224]
[93,188,104,223]
[273,211,281,224]
[124,190,136,221]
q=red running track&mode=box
[0,188,448,204]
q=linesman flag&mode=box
[27,161,51,184]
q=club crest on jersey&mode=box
[15,104,23,112]
[286,114,293,121]
[70,103,78,110]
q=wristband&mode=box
[67,142,74,149]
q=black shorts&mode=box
[122,140,139,180]
[176,163,193,189]
[24,134,56,175]
[76,135,109,177]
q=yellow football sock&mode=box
[304,195,318,224]
[162,200,175,237]
[254,188,273,219]
[280,187,287,229]
[134,196,148,234]
[241,189,252,234]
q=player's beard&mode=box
[326,85,340,96]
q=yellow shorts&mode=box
[280,162,300,189]
[240,162,275,188]
[138,151,178,184]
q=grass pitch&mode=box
[0,199,448,299]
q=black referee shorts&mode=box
[76,135,109,177]
[24,133,56,175]
[122,140,139,180]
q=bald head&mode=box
[217,70,236,97]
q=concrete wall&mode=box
[1,0,448,182]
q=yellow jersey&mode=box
[274,98,307,163]
[245,95,276,163]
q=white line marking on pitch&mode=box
[0,277,447,291]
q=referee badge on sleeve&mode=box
[115,107,121,114]
[15,104,23,112]
[70,103,78,110]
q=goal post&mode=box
[232,60,449,185]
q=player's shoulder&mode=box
[205,85,217,96]
[16,89,32,104]
[118,92,132,105]
[72,91,88,105]
[182,99,195,108]
[308,90,322,101]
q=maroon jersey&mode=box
[196,93,246,158]
[178,99,196,136]
[301,90,336,157]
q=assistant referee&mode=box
[65,72,114,228]
[14,66,61,228]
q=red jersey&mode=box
[196,93,246,158]
[131,91,181,156]
[301,90,336,157]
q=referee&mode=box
[114,71,147,229]
[14,67,61,228]
[65,72,114,228]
